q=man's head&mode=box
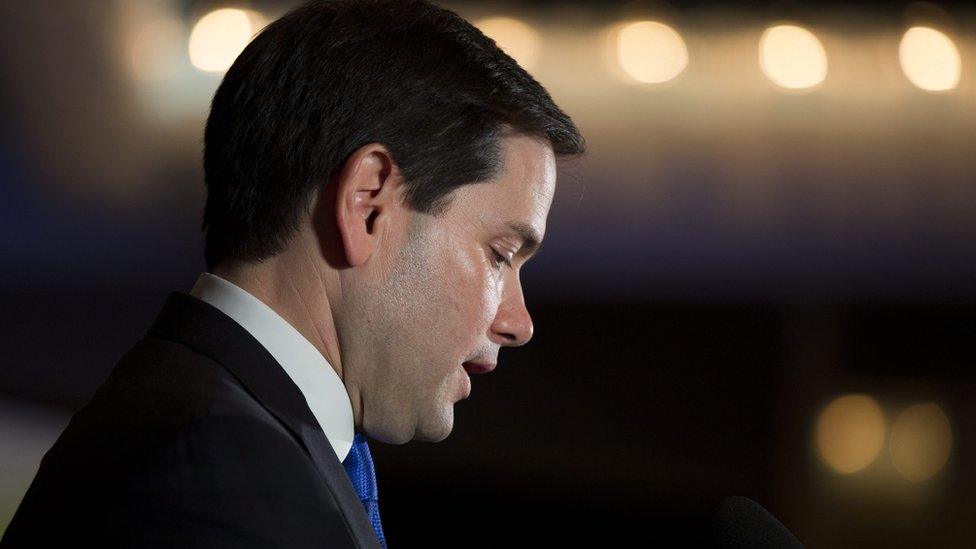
[202,0,583,444]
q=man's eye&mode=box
[489,249,509,269]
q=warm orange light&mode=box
[899,27,961,92]
[816,394,885,474]
[759,25,828,90]
[188,8,265,73]
[615,21,689,84]
[890,403,953,482]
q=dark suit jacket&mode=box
[1,292,383,548]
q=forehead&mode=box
[448,134,557,233]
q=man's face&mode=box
[343,133,557,444]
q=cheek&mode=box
[420,252,500,363]
[457,250,502,324]
[425,231,502,338]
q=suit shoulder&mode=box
[47,338,222,453]
[102,336,224,418]
[40,336,287,478]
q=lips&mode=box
[462,361,496,375]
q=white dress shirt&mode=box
[189,272,355,462]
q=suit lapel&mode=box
[147,291,382,549]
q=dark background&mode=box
[1,1,974,547]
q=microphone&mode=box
[710,496,804,548]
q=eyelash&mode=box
[489,249,510,270]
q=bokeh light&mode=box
[759,25,828,90]
[188,8,265,73]
[889,403,953,483]
[475,17,541,72]
[816,394,886,474]
[615,21,689,84]
[898,27,961,92]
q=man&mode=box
[1,0,583,547]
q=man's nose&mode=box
[490,275,534,347]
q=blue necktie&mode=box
[342,433,387,548]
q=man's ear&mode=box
[333,143,403,267]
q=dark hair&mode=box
[202,0,584,271]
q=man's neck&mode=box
[211,254,345,382]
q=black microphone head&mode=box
[710,496,804,549]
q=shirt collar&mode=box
[189,272,355,462]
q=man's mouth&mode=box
[462,361,496,375]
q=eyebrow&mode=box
[506,221,544,259]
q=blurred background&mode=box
[1,0,974,546]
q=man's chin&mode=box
[413,410,455,443]
[366,410,454,444]
[414,428,452,443]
